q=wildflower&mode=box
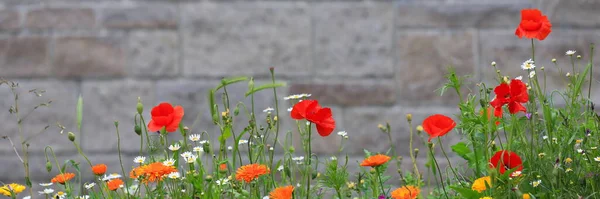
[199,140,209,145]
[347,182,356,189]
[515,76,523,80]
[529,71,535,78]
[592,147,598,150]
[107,179,124,191]
[360,154,391,167]
[491,61,496,66]
[239,140,249,144]
[566,168,573,172]
[594,157,600,162]
[168,172,181,179]
[566,72,571,77]
[263,107,274,113]
[92,164,107,176]
[102,173,122,181]
[515,9,552,40]
[269,147,274,151]
[277,165,284,171]
[181,151,193,158]
[129,162,178,183]
[51,173,75,184]
[489,150,523,177]
[168,143,180,151]
[512,171,522,177]
[189,134,201,142]
[577,55,582,59]
[521,59,536,70]
[292,156,304,162]
[538,153,546,158]
[542,135,548,140]
[148,102,184,133]
[290,100,336,137]
[531,180,541,187]
[126,184,139,195]
[39,183,53,187]
[54,191,66,199]
[565,158,572,164]
[480,197,493,199]
[552,137,557,143]
[84,182,95,189]
[38,189,54,195]
[134,156,146,164]
[472,176,492,193]
[422,114,456,141]
[215,178,229,186]
[184,154,198,163]
[577,149,584,154]
[576,139,583,144]
[391,185,420,199]
[566,50,576,56]
[490,79,528,114]
[0,183,26,196]
[523,193,531,199]
[331,156,337,161]
[235,163,270,183]
[193,146,202,152]
[227,146,233,150]
[163,158,176,166]
[337,131,348,137]
[269,185,294,199]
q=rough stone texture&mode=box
[0,80,78,155]
[313,2,393,78]
[395,3,530,28]
[0,154,82,182]
[0,9,19,30]
[288,80,396,106]
[128,31,180,77]
[52,36,126,77]
[81,80,155,153]
[102,5,178,29]
[549,0,600,28]
[25,8,95,29]
[395,30,475,106]
[182,2,311,78]
[0,37,50,77]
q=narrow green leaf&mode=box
[215,76,248,91]
[450,185,481,198]
[245,82,286,97]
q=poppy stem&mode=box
[429,144,449,199]
[531,39,535,62]
[437,137,463,185]
[376,166,386,197]
[306,123,312,199]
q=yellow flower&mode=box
[346,182,356,189]
[538,153,546,158]
[566,168,573,172]
[576,139,583,144]
[565,158,572,164]
[472,176,492,193]
[523,193,531,199]
[0,183,26,196]
[480,197,493,199]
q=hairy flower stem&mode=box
[269,68,281,189]
[376,167,386,197]
[306,124,312,199]
[438,137,463,185]
[429,146,449,199]
[114,122,131,199]
[407,120,420,180]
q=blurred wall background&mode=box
[1,0,600,187]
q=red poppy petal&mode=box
[508,102,526,114]
[151,103,174,116]
[290,100,316,120]
[315,119,335,137]
[147,120,162,132]
[521,9,542,21]
[494,83,510,97]
[423,114,455,142]
[310,108,335,137]
[173,105,185,119]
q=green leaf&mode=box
[76,94,83,132]
[219,126,232,143]
[450,185,481,198]
[451,142,472,161]
[215,76,248,91]
[245,82,286,97]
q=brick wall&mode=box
[1,0,599,185]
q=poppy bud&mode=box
[312,171,319,179]
[491,61,496,66]
[269,67,274,72]
[136,97,143,114]
[288,146,295,153]
[414,148,419,157]
[234,107,239,116]
[248,78,254,90]
[406,114,412,122]
[46,161,52,172]
[68,132,76,142]
[134,125,142,135]
[205,175,212,182]
[479,99,486,108]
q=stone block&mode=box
[0,37,50,77]
[81,80,155,153]
[128,31,180,77]
[288,80,397,106]
[395,30,475,106]
[102,5,178,29]
[549,0,600,28]
[182,2,311,78]
[0,80,78,155]
[313,2,394,77]
[25,8,95,29]
[0,9,19,30]
[52,36,126,77]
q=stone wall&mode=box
[1,0,600,186]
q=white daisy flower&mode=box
[193,146,202,152]
[287,107,293,112]
[292,156,304,161]
[577,149,584,154]
[594,157,600,162]
[184,155,198,163]
[331,156,337,161]
[189,134,201,142]
[216,178,229,186]
[277,165,284,171]
[39,183,53,187]
[337,131,347,137]
[531,180,541,187]
[84,182,95,189]
[39,188,54,195]
[521,59,536,70]
[566,50,576,56]
[529,71,536,78]
[163,158,176,166]
[227,146,233,150]
[263,107,275,113]
[239,140,249,144]
[78,196,90,199]
[133,156,146,164]
[168,172,181,179]
[515,76,523,80]
[169,143,181,151]
[542,136,548,140]
[101,173,122,181]
[181,151,193,158]
[199,140,209,145]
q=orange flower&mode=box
[51,173,75,184]
[360,154,391,167]
[515,9,552,40]
[129,162,177,183]
[391,185,420,199]
[107,179,124,191]
[91,164,107,176]
[235,163,270,183]
[269,185,294,199]
[219,163,227,171]
[422,114,456,142]
[148,102,184,133]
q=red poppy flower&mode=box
[422,114,456,142]
[489,150,523,177]
[515,9,552,40]
[290,100,336,137]
[490,79,528,114]
[148,102,184,133]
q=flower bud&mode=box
[577,55,582,59]
[288,146,295,153]
[205,175,212,182]
[414,148,419,157]
[416,125,423,133]
[233,107,240,116]
[46,161,52,172]
[406,114,412,122]
[134,125,142,135]
[68,132,76,142]
[552,58,557,63]
[540,66,545,71]
[370,168,376,174]
[491,61,496,66]
[136,97,143,114]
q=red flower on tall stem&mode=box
[290,100,336,137]
[515,9,552,40]
[489,150,523,177]
[422,114,456,142]
[490,79,528,115]
[148,102,184,133]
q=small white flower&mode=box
[277,165,284,171]
[239,140,249,144]
[181,189,186,193]
[292,156,304,161]
[337,131,348,137]
[227,146,233,150]
[199,140,209,145]
[529,71,536,78]
[78,196,90,199]
[39,183,53,187]
[531,180,542,187]
[491,61,496,66]
[39,188,54,195]
[181,151,193,158]
[84,182,95,189]
[566,72,571,77]
[22,196,31,199]
[511,171,522,176]
[306,121,310,126]
[296,183,301,187]
[594,157,600,162]
[263,196,270,199]
[591,147,598,150]
[269,147,274,151]
[189,134,201,142]
[577,149,584,154]
[168,172,181,179]
[542,136,548,140]
[101,173,122,181]
[163,158,176,166]
[126,184,139,195]
[521,59,536,70]
[552,137,558,143]
[331,156,337,161]
[263,107,274,113]
[287,107,293,112]
[566,50,576,56]
[343,135,349,139]
[193,146,202,152]
[169,143,181,151]
[184,155,198,163]
[515,76,523,80]
[216,178,229,186]
[134,156,146,164]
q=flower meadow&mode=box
[1,8,599,199]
